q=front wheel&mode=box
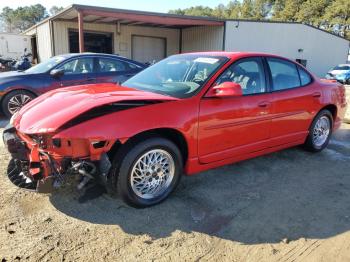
[111,137,183,208]
[2,90,36,118]
[304,110,333,152]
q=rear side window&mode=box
[298,66,312,86]
[267,58,300,91]
[97,58,138,72]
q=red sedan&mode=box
[4,52,347,207]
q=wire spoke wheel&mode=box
[312,116,330,147]
[8,94,32,115]
[130,149,175,200]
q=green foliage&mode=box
[0,4,63,33]
[49,6,64,16]
[169,0,349,40]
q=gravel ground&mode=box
[0,87,349,262]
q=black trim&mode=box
[179,28,183,54]
[222,22,226,51]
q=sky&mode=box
[0,0,230,13]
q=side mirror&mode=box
[209,82,243,97]
[50,69,64,79]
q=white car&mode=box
[326,64,350,84]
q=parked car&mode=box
[3,52,347,207]
[325,64,350,84]
[0,53,146,117]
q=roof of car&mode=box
[179,51,286,59]
[54,53,146,66]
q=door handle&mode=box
[258,101,271,108]
[87,78,96,82]
[312,92,321,98]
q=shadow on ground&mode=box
[46,126,350,244]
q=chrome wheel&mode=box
[313,116,330,147]
[8,94,32,114]
[130,149,175,199]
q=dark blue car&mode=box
[0,53,146,117]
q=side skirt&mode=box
[184,139,305,175]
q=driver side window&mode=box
[216,58,266,95]
[57,58,94,75]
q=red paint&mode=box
[12,52,348,178]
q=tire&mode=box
[2,90,36,118]
[304,110,333,152]
[110,137,183,208]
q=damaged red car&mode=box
[3,52,347,207]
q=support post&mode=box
[78,11,84,53]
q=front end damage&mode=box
[3,124,114,193]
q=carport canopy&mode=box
[49,4,224,53]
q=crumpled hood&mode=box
[14,83,178,134]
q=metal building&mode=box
[24,4,349,77]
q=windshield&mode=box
[25,56,67,74]
[333,65,350,71]
[122,54,228,98]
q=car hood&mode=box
[14,83,178,134]
[0,70,27,82]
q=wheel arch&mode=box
[1,87,38,104]
[319,104,337,122]
[108,128,189,166]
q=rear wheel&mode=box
[110,137,183,208]
[304,110,333,152]
[2,90,36,118]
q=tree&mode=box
[0,5,48,32]
[252,0,273,20]
[49,6,64,16]
[226,0,242,19]
[241,0,255,18]
[324,0,350,38]
[272,0,306,21]
[296,0,332,26]
[169,6,214,17]
[272,0,286,20]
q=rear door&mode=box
[95,57,142,84]
[266,57,320,146]
[198,57,273,163]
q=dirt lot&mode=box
[0,91,350,261]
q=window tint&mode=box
[98,58,132,72]
[216,58,266,95]
[268,58,301,91]
[57,58,94,74]
[298,66,312,86]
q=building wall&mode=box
[182,26,224,52]
[52,21,180,59]
[36,22,53,61]
[225,21,349,77]
[0,33,32,60]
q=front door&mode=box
[198,57,272,164]
[55,57,96,88]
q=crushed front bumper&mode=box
[3,124,56,193]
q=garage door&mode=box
[132,35,166,63]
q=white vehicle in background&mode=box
[325,64,350,84]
